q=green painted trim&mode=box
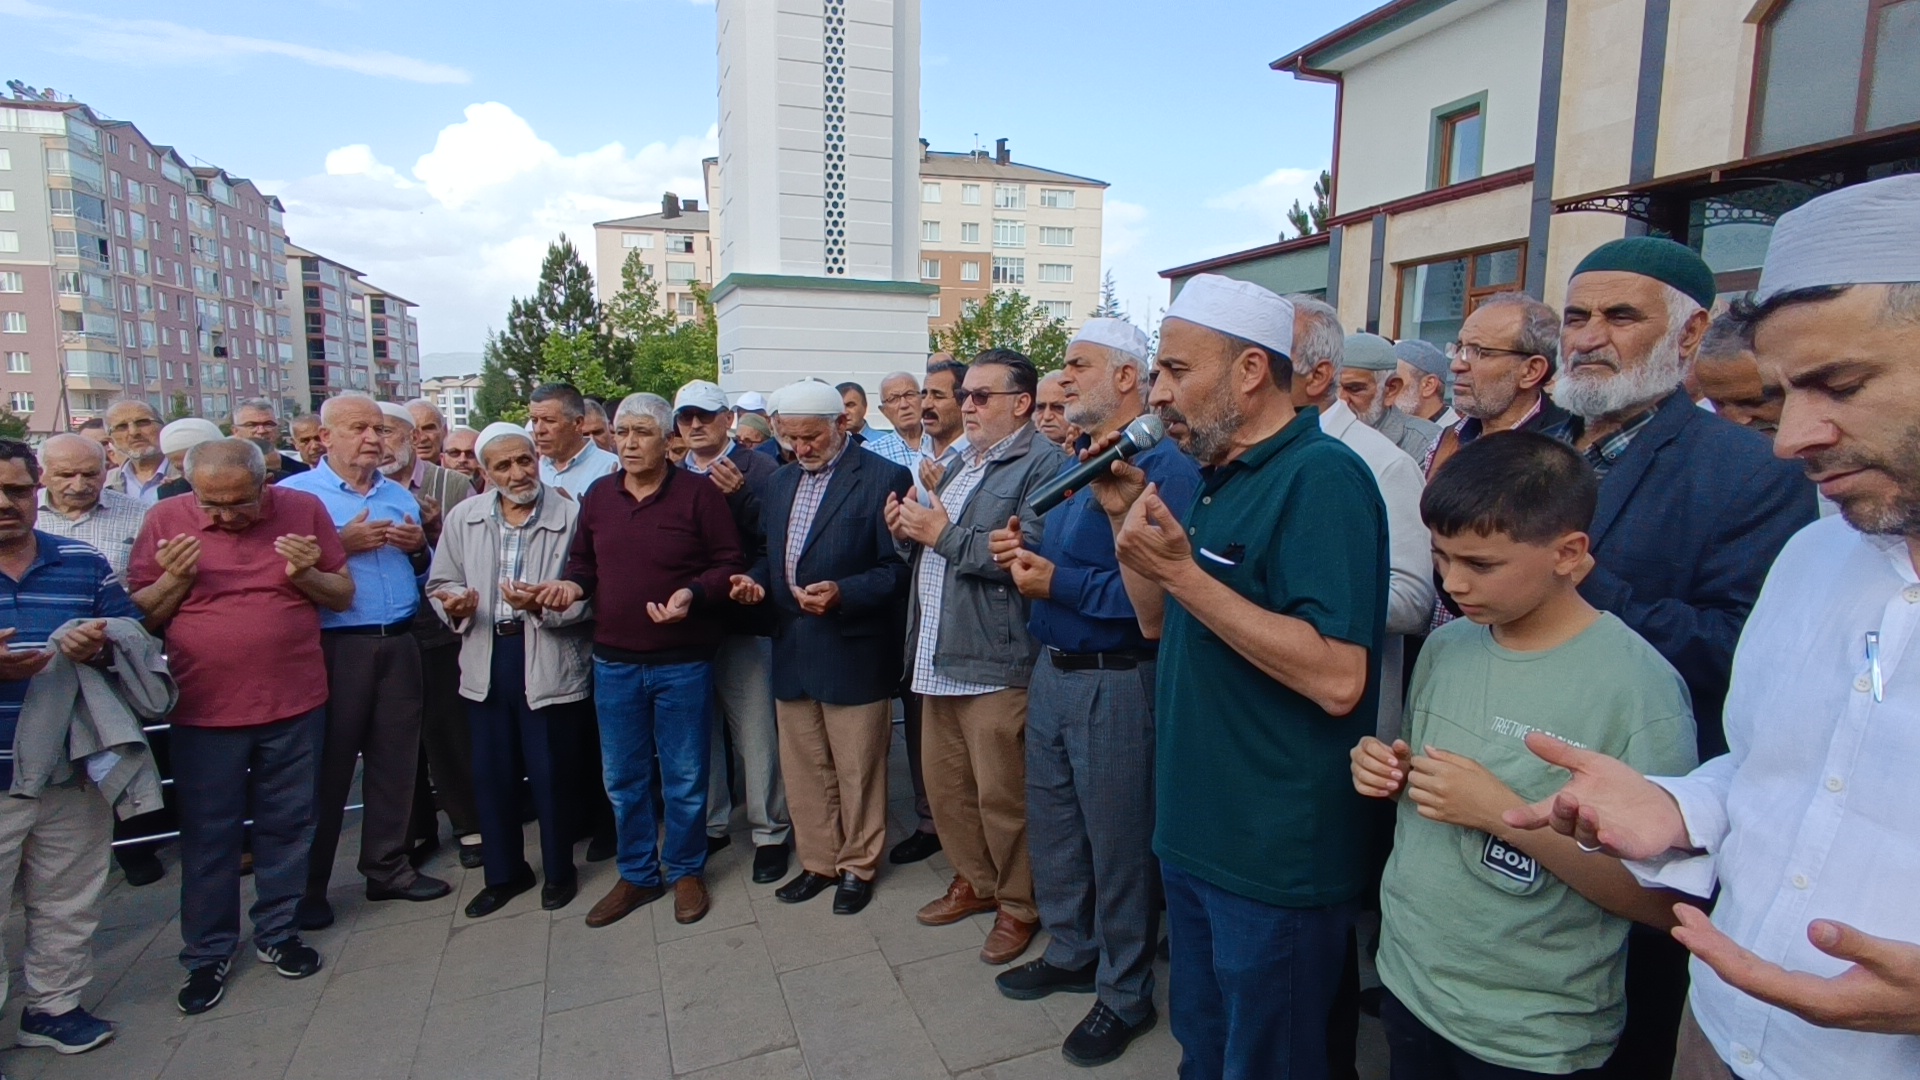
[1304,0,1462,69]
[710,273,939,303]
[1427,91,1488,191]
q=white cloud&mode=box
[1204,166,1324,238]
[0,0,470,84]
[272,102,717,354]
[1100,199,1169,330]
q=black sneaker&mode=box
[257,938,323,979]
[994,958,1097,1001]
[177,959,230,1015]
[1062,1001,1156,1068]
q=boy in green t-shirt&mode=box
[1351,432,1697,1078]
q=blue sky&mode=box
[3,0,1379,369]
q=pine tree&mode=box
[478,234,615,423]
[603,251,718,401]
[1091,271,1125,320]
[1286,169,1333,238]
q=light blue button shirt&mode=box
[539,443,620,499]
[278,458,424,629]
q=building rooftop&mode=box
[594,209,711,231]
[1159,231,1330,278]
[919,150,1107,188]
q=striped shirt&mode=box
[911,430,1018,697]
[35,488,148,584]
[784,440,851,587]
[491,490,539,626]
[0,531,142,785]
[1582,408,1659,478]
[862,429,918,470]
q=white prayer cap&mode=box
[1162,273,1294,358]
[735,391,769,413]
[1757,175,1920,303]
[768,380,844,418]
[159,418,222,456]
[1071,318,1151,364]
[474,422,533,462]
[377,401,415,428]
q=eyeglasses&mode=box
[1033,402,1067,415]
[1445,341,1534,363]
[881,392,919,406]
[197,498,261,516]
[956,389,1024,408]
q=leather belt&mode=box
[324,619,414,638]
[494,620,525,637]
[1047,647,1157,672]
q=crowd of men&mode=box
[0,174,1913,1080]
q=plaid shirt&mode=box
[35,487,148,583]
[784,440,850,587]
[862,429,918,469]
[490,489,540,626]
[911,429,1021,697]
[1581,407,1659,478]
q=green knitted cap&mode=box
[1572,237,1717,309]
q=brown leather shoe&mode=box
[916,875,997,926]
[673,875,710,924]
[584,879,663,928]
[981,911,1039,965]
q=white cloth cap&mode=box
[160,418,222,455]
[475,422,533,462]
[735,391,769,413]
[1757,175,1920,302]
[673,380,729,414]
[1071,317,1151,364]
[378,401,415,428]
[769,380,844,418]
[1163,273,1294,358]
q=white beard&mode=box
[1553,318,1689,420]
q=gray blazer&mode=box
[427,486,594,711]
[903,424,1069,689]
[12,616,171,820]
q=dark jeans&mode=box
[592,658,713,887]
[1163,861,1355,1080]
[172,708,321,968]
[309,631,424,894]
[469,633,582,889]
[1381,989,1606,1080]
[1600,925,1690,1079]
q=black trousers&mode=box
[410,641,481,841]
[468,633,583,888]
[308,632,424,894]
[1381,989,1607,1080]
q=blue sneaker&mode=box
[18,1005,115,1054]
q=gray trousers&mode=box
[309,632,424,893]
[174,707,320,968]
[706,634,791,847]
[1026,657,1159,1023]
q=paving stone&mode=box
[409,982,544,1080]
[651,866,755,944]
[748,888,881,974]
[677,1046,811,1080]
[782,950,948,1080]
[285,957,437,1080]
[657,924,794,1074]
[540,991,671,1080]
[897,947,1064,1073]
[27,1017,187,1080]
[863,859,986,969]
[157,999,315,1080]
[333,914,452,976]
[431,908,550,1004]
[545,906,659,1015]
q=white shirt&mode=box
[1631,515,1920,1078]
[539,443,619,499]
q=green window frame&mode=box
[1428,92,1488,190]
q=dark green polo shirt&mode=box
[1153,406,1388,908]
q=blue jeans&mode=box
[1162,861,1356,1080]
[592,658,714,887]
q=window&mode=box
[0,230,17,253]
[0,191,12,212]
[922,220,941,243]
[922,182,942,203]
[959,222,981,244]
[666,233,695,254]
[1038,188,1075,209]
[993,219,1025,247]
[1038,227,1074,247]
[960,261,981,282]
[621,232,654,250]
[9,393,31,414]
[0,149,9,169]
[1038,300,1072,322]
[666,262,697,284]
[1395,243,1525,345]
[1430,96,1486,188]
[921,258,941,279]
[991,256,1025,285]
[961,183,981,205]
[677,296,697,318]
[146,183,158,205]
[1038,263,1074,284]
[1752,0,1920,153]
[169,194,179,219]
[1,312,22,333]
[5,352,24,373]
[928,296,942,318]
[0,272,19,293]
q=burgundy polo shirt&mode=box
[564,467,744,661]
[129,486,349,728]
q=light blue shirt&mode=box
[279,458,424,629]
[540,443,620,499]
[110,458,173,505]
[862,429,918,469]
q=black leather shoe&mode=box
[888,831,942,865]
[831,872,873,915]
[585,833,617,863]
[541,875,578,911]
[464,864,535,919]
[117,847,165,887]
[295,895,334,931]
[773,870,835,904]
[458,841,484,870]
[751,843,789,884]
[707,833,732,856]
[366,875,452,903]
[1062,1001,1156,1068]
[996,958,1097,1001]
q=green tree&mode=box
[1286,169,1333,239]
[604,254,717,400]
[538,332,623,403]
[932,291,1072,373]
[474,338,527,425]
[1092,270,1125,320]
[168,392,191,421]
[0,408,28,440]
[477,234,615,424]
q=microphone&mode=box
[1028,414,1165,516]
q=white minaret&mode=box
[712,0,935,402]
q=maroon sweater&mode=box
[564,467,745,662]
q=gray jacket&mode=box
[427,486,594,711]
[12,617,172,820]
[1371,406,1441,465]
[904,424,1069,689]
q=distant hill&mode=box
[421,352,484,379]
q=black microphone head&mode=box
[1123,413,1165,451]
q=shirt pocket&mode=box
[1459,828,1548,897]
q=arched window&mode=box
[1751,0,1920,153]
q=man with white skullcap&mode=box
[150,418,224,500]
[986,317,1201,1065]
[1508,174,1920,1080]
[426,423,591,919]
[1096,274,1387,1077]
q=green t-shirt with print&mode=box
[1375,612,1697,1074]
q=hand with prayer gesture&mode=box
[707,456,746,496]
[729,575,765,606]
[275,534,324,582]
[884,489,948,547]
[1114,483,1191,586]
[435,586,480,621]
[647,587,695,625]
[155,534,202,581]
[0,629,52,681]
[1080,429,1150,521]
[989,515,1054,600]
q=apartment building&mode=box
[366,286,420,402]
[287,244,420,412]
[423,372,483,429]
[591,141,1108,334]
[0,94,301,432]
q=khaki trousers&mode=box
[1672,1001,1736,1080]
[923,688,1035,922]
[776,698,891,881]
[0,784,111,1015]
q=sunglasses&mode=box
[956,389,1024,408]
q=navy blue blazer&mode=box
[1579,389,1817,758]
[751,445,914,705]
